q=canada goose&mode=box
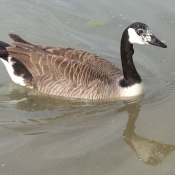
[0,22,167,100]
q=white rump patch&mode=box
[0,56,26,86]
[128,28,146,45]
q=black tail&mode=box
[0,36,33,84]
[0,41,9,57]
[0,41,9,49]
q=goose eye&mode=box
[137,29,144,34]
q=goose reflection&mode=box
[120,103,175,166]
[0,83,99,110]
[1,84,175,166]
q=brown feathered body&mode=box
[6,39,124,100]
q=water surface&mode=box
[0,0,175,174]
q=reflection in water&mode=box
[121,103,175,166]
[1,83,175,166]
[0,86,97,111]
[0,85,124,111]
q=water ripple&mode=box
[140,77,174,107]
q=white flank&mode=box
[128,28,146,45]
[119,82,145,97]
[0,56,26,86]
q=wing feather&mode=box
[45,47,122,79]
[6,42,115,90]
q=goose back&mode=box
[6,39,123,99]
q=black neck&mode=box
[119,29,141,87]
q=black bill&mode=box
[147,35,167,48]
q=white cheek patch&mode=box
[128,28,146,45]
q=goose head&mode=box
[126,22,167,48]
